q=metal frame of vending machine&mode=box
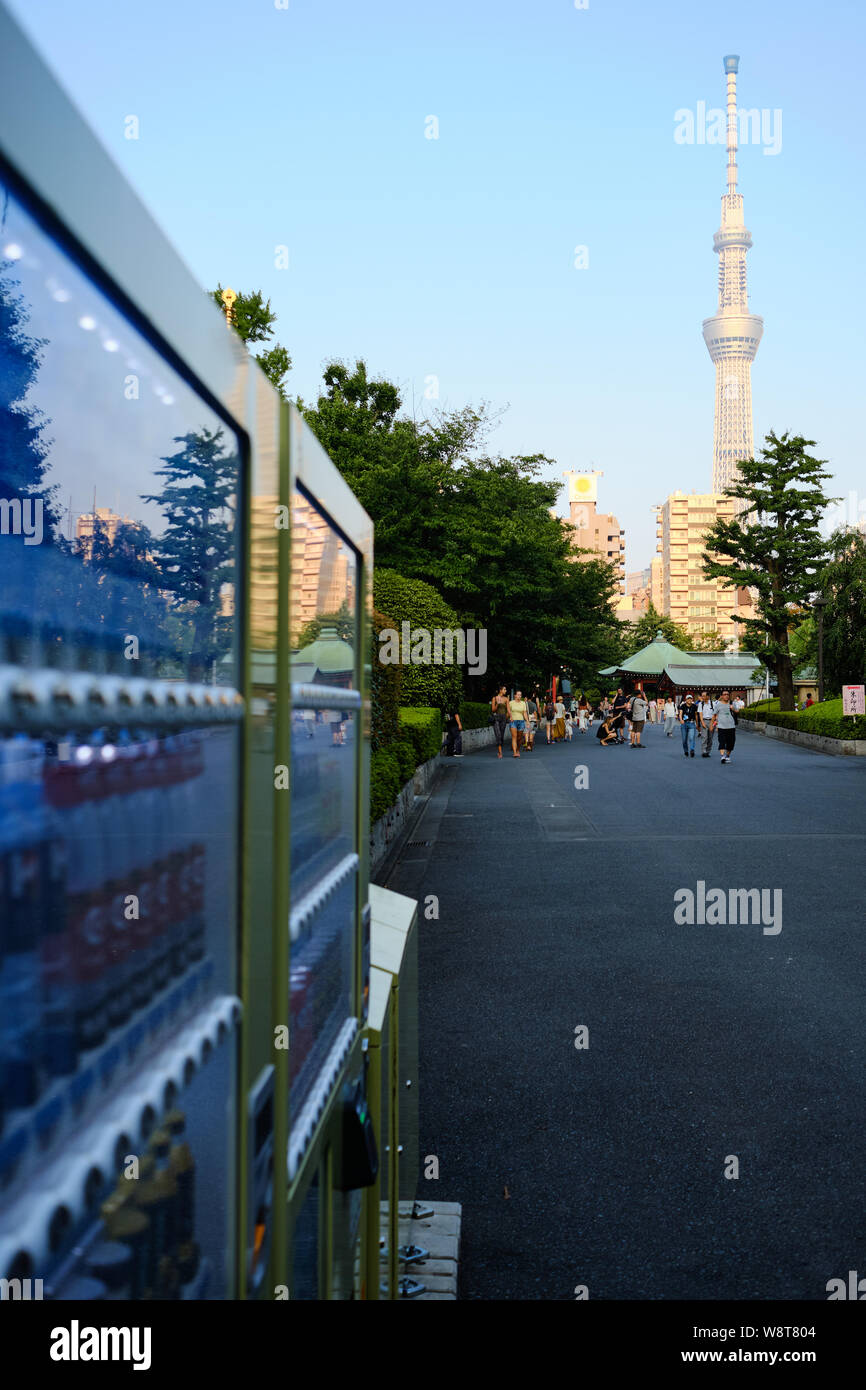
[362,887,419,1299]
[0,2,286,1300]
[283,408,376,1300]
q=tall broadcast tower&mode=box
[702,55,763,491]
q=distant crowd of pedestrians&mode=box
[595,686,745,764]
[442,685,747,765]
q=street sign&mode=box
[842,685,865,716]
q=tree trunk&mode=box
[777,653,796,711]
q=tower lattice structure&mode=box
[702,55,763,491]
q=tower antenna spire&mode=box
[724,54,739,195]
[702,54,763,492]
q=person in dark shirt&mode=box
[443,707,463,757]
[611,687,629,744]
[678,693,700,758]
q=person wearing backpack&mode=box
[698,690,718,758]
[544,697,556,744]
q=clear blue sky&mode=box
[9,0,866,567]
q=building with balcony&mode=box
[655,491,754,645]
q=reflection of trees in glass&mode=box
[143,427,237,680]
[0,255,58,530]
[69,516,177,674]
[295,601,354,651]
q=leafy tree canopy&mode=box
[700,430,836,709]
[620,603,692,657]
[210,286,292,399]
[819,528,866,693]
[301,359,621,692]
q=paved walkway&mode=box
[382,719,866,1300]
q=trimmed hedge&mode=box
[459,700,491,731]
[373,569,464,710]
[371,606,402,752]
[739,698,779,720]
[399,706,443,764]
[392,739,416,783]
[370,748,401,824]
[742,697,866,740]
[370,708,442,828]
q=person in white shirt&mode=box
[663,698,677,736]
[711,691,738,764]
[697,690,719,757]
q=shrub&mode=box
[459,700,490,731]
[399,706,442,764]
[373,569,464,710]
[371,606,402,752]
[767,698,866,741]
[739,698,778,720]
[370,748,401,823]
[392,739,416,783]
[741,696,866,739]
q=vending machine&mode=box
[0,1,383,1302]
[0,2,266,1300]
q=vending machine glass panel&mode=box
[0,179,243,1299]
[288,489,360,1129]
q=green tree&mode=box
[0,258,58,528]
[819,529,866,693]
[700,431,836,710]
[788,615,818,671]
[142,427,238,679]
[688,628,732,652]
[211,287,292,399]
[295,600,355,650]
[301,360,621,689]
[620,603,691,657]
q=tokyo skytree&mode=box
[702,55,763,491]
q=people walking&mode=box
[698,690,718,758]
[543,695,555,743]
[509,689,529,757]
[553,695,567,743]
[628,689,649,747]
[679,693,699,757]
[564,710,574,741]
[663,697,676,736]
[712,690,738,764]
[443,705,463,757]
[491,686,509,759]
[525,693,538,751]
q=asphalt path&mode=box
[382,718,866,1300]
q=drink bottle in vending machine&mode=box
[0,733,45,1113]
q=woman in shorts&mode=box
[508,689,529,757]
